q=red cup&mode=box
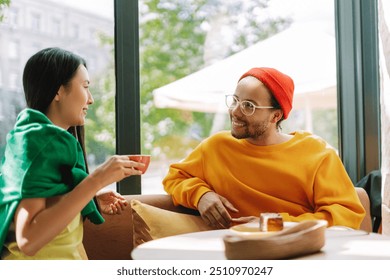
[129,155,151,174]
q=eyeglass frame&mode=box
[225,95,274,116]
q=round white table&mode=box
[132,227,390,260]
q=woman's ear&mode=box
[55,85,65,101]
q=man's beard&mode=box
[231,119,269,140]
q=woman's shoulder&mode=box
[8,109,79,161]
[14,109,75,142]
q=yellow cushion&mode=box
[131,199,213,247]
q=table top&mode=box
[132,226,390,260]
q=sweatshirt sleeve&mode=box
[163,142,213,209]
[280,151,366,229]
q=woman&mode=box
[0,47,144,259]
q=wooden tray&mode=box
[224,220,328,260]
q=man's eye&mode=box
[243,101,254,109]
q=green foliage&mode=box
[0,0,10,21]
[139,0,210,159]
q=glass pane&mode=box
[0,0,115,182]
[139,0,337,194]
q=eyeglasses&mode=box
[225,95,274,116]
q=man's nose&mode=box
[230,102,242,116]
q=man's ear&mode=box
[271,109,283,123]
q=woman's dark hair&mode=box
[22,47,87,113]
[68,126,89,173]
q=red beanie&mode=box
[239,67,294,119]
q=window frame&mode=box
[114,0,141,194]
[335,0,380,183]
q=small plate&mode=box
[229,222,297,237]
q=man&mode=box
[163,67,365,229]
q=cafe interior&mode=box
[1,0,390,262]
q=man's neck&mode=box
[246,132,293,146]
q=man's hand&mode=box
[197,192,239,229]
[96,188,128,215]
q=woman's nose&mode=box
[88,91,94,105]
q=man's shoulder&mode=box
[292,130,337,152]
[203,130,232,144]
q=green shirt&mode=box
[0,108,104,255]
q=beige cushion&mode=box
[131,199,213,247]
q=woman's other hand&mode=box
[96,188,128,215]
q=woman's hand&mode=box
[90,155,144,190]
[96,188,128,215]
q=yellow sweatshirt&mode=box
[163,131,365,229]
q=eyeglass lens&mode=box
[225,95,255,115]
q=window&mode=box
[89,27,99,44]
[9,72,18,89]
[335,0,380,182]
[8,8,19,27]
[51,18,62,36]
[70,23,80,39]
[8,40,19,59]
[30,12,41,32]
[137,0,338,194]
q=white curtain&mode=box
[379,0,390,235]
